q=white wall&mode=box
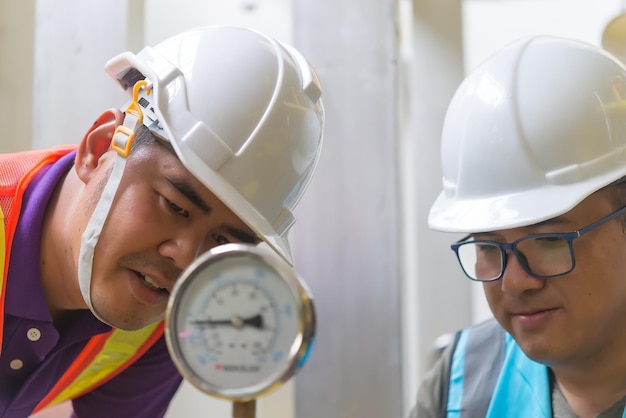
[144,0,292,45]
[289,0,404,416]
[464,0,623,72]
[402,2,468,416]
[32,0,130,150]
[0,0,35,152]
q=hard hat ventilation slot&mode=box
[119,68,146,91]
[138,97,150,109]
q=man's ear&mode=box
[75,109,124,182]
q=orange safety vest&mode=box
[0,146,164,414]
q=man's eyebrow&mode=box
[166,177,211,213]
[164,176,259,243]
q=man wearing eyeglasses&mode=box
[411,36,626,418]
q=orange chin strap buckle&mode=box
[112,79,150,157]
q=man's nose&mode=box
[499,250,544,295]
[158,231,212,270]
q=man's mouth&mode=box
[512,307,557,316]
[137,272,169,293]
[510,308,559,329]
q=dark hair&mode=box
[128,123,176,157]
[131,124,158,151]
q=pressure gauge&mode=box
[165,243,316,402]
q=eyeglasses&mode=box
[451,205,626,282]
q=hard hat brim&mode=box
[428,171,626,233]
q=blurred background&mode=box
[2,0,625,417]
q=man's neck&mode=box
[551,345,626,418]
[40,167,87,323]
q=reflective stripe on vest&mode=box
[0,147,164,414]
[447,319,506,417]
[447,318,550,418]
[35,322,164,410]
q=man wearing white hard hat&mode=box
[0,26,323,417]
[411,36,626,417]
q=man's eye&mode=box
[214,234,230,246]
[167,199,189,218]
[535,236,562,242]
[532,235,568,248]
[477,244,498,253]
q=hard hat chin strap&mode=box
[77,153,128,326]
[77,81,147,325]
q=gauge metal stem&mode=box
[232,399,256,418]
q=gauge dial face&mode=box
[166,244,315,401]
[196,281,277,359]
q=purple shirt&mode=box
[0,151,182,417]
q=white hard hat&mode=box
[105,26,325,264]
[429,35,626,233]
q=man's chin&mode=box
[93,307,164,331]
[512,334,562,366]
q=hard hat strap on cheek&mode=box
[77,154,127,325]
[77,81,147,325]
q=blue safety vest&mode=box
[445,319,626,418]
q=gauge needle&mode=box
[192,314,264,329]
